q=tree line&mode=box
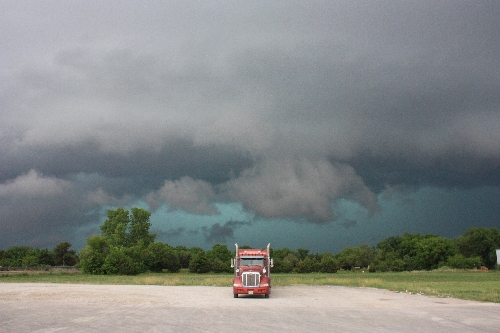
[1,207,499,274]
[274,227,500,272]
[0,242,78,267]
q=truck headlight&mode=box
[260,283,269,287]
[234,283,242,287]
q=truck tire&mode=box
[264,294,269,298]
[234,294,238,298]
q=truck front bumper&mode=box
[233,286,270,295]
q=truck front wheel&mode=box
[234,294,238,298]
[264,294,269,298]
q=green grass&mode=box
[2,269,499,303]
[273,270,500,303]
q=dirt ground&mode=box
[1,283,499,332]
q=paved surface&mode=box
[1,283,499,332]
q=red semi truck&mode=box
[231,243,273,298]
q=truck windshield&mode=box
[240,257,264,266]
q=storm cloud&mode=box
[1,1,499,250]
[203,220,253,244]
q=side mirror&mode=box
[270,258,274,267]
[231,258,235,268]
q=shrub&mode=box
[102,247,141,275]
[320,254,338,273]
[446,254,483,269]
[78,235,109,274]
[189,252,211,273]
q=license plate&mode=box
[248,290,254,294]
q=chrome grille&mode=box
[242,272,260,287]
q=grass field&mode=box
[1,269,499,303]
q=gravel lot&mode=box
[1,283,499,332]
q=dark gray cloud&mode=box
[146,177,219,215]
[0,170,106,248]
[339,219,358,230]
[152,227,186,241]
[223,157,378,222]
[0,139,252,188]
[1,1,499,249]
[203,220,253,244]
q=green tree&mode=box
[188,247,205,266]
[371,251,405,272]
[373,236,404,271]
[0,247,57,267]
[295,256,319,273]
[53,242,78,266]
[100,208,130,246]
[270,248,296,273]
[124,244,149,273]
[320,253,338,273]
[102,246,141,275]
[145,242,181,273]
[145,242,169,272]
[164,247,181,273]
[128,208,155,247]
[100,208,155,247]
[37,248,55,266]
[189,251,211,273]
[271,258,287,273]
[211,258,227,273]
[79,235,110,274]
[4,246,32,266]
[397,233,425,259]
[206,244,232,273]
[336,245,375,270]
[81,207,156,274]
[176,246,191,268]
[283,253,299,272]
[296,248,310,261]
[372,233,445,271]
[455,227,500,269]
[21,254,39,266]
[413,236,457,270]
[446,254,483,269]
[0,249,7,266]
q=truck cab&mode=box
[231,243,273,298]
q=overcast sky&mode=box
[1,1,499,253]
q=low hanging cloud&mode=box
[0,170,101,247]
[0,170,70,198]
[142,156,378,224]
[145,177,219,215]
[151,227,187,242]
[339,219,358,230]
[203,220,253,243]
[223,158,378,223]
[85,188,133,207]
